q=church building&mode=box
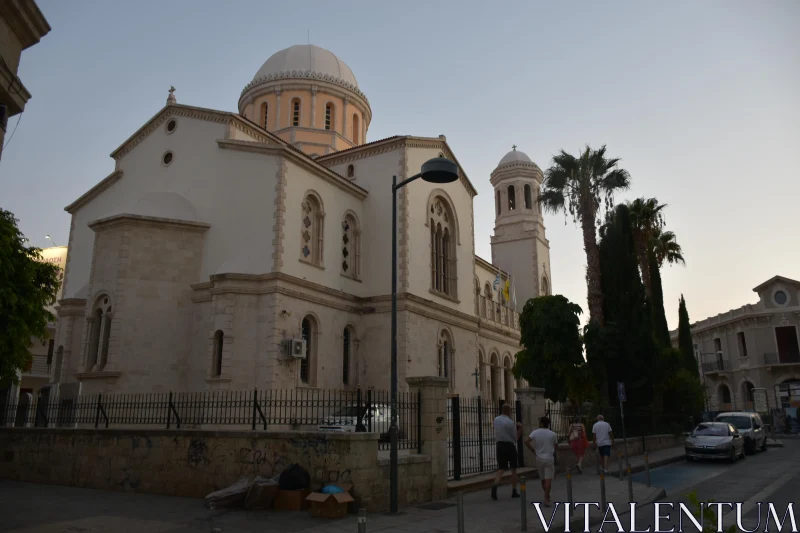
[50,45,552,401]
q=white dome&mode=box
[252,45,358,87]
[498,149,533,166]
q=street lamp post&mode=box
[390,157,459,514]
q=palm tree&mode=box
[627,197,666,298]
[651,228,685,268]
[539,145,631,325]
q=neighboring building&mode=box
[670,275,800,413]
[49,45,553,401]
[0,0,50,161]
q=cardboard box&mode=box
[305,483,355,519]
[274,488,312,511]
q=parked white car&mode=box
[318,403,403,441]
[714,411,767,454]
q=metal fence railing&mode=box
[544,406,698,443]
[0,388,421,451]
[447,396,521,480]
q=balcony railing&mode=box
[763,352,800,366]
[478,295,519,331]
[22,355,51,377]
[702,359,728,374]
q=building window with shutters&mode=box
[325,103,334,130]
[292,98,301,127]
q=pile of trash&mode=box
[205,464,311,510]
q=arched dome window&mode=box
[292,98,301,127]
[352,114,360,144]
[524,184,532,209]
[507,185,516,211]
[261,102,268,129]
[325,103,334,130]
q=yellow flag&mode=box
[503,277,510,301]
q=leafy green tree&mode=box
[591,204,657,407]
[512,295,586,403]
[648,247,671,347]
[678,294,697,374]
[539,146,631,326]
[0,209,60,384]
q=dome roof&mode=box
[498,148,533,166]
[252,45,358,87]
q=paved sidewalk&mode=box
[0,447,685,533]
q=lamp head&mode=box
[420,157,459,184]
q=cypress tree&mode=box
[678,295,697,374]
[648,247,671,348]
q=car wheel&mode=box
[744,438,755,455]
[729,447,738,463]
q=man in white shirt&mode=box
[592,414,614,472]
[491,403,522,500]
[524,416,558,507]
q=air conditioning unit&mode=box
[285,338,306,359]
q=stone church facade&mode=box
[49,45,552,401]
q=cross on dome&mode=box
[512,144,517,151]
[167,86,176,105]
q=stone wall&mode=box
[0,428,431,512]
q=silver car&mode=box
[318,403,402,441]
[715,412,767,454]
[685,422,745,462]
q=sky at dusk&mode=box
[2,0,798,330]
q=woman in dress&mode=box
[568,415,588,473]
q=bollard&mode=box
[566,467,574,505]
[595,448,601,475]
[627,464,633,502]
[617,451,623,481]
[457,493,465,533]
[358,508,367,533]
[644,451,651,487]
[600,470,607,512]
[520,476,528,532]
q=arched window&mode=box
[325,103,334,130]
[292,98,301,127]
[429,196,458,298]
[341,213,360,279]
[213,330,224,377]
[743,381,755,405]
[86,295,112,371]
[300,316,316,384]
[352,114,360,143]
[301,194,325,266]
[261,102,268,129]
[347,164,354,178]
[484,283,493,321]
[719,384,731,404]
[507,185,516,211]
[438,330,454,388]
[524,184,532,209]
[342,327,352,385]
[496,190,501,216]
[542,275,550,296]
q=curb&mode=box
[766,441,784,448]
[564,487,668,532]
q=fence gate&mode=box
[447,396,523,480]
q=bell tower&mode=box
[490,146,552,312]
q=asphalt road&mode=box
[597,439,800,532]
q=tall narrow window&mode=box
[496,190,501,216]
[99,307,112,368]
[261,102,269,128]
[292,99,300,127]
[301,194,325,266]
[720,384,731,404]
[342,213,360,279]
[352,114,360,143]
[46,339,54,367]
[507,185,516,210]
[347,164,354,178]
[213,330,223,377]
[737,332,748,358]
[87,308,102,369]
[429,197,458,298]
[542,275,550,296]
[300,317,315,384]
[342,327,351,385]
[325,103,333,130]
[524,184,532,209]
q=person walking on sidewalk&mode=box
[592,414,614,473]
[524,416,558,507]
[568,416,589,473]
[491,403,522,500]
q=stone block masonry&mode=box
[0,428,431,512]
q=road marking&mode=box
[721,470,796,524]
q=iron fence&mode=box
[447,396,521,480]
[0,388,421,451]
[544,405,698,442]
